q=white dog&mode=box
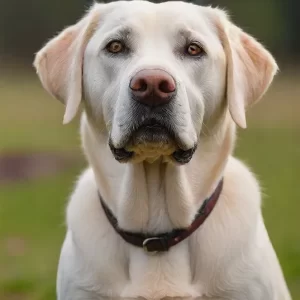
[34,1,291,299]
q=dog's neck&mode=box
[81,113,235,233]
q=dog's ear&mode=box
[212,9,278,128]
[33,7,100,124]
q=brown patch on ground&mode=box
[0,152,81,183]
[1,294,29,300]
[4,237,27,257]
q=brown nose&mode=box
[129,69,176,106]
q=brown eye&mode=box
[106,41,124,53]
[187,43,204,56]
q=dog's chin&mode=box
[125,126,177,163]
[109,125,197,164]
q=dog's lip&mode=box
[109,140,134,162]
[109,141,197,164]
[110,118,194,156]
[135,118,169,130]
[112,119,189,151]
[139,123,165,130]
[132,120,172,137]
[109,119,197,164]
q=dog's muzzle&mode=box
[109,68,197,164]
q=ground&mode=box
[0,70,299,299]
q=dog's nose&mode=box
[129,69,176,106]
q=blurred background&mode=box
[0,0,299,299]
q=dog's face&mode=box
[83,1,226,164]
[34,1,278,164]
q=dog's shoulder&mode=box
[224,156,261,205]
[212,156,262,233]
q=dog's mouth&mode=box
[129,119,175,147]
[109,119,197,164]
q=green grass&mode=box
[0,169,81,300]
[0,71,299,299]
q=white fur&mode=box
[34,1,290,299]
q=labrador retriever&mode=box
[34,1,291,299]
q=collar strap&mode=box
[99,178,223,254]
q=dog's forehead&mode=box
[95,1,217,37]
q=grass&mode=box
[0,71,299,299]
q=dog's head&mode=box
[34,1,277,164]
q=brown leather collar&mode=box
[99,178,223,254]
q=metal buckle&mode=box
[142,237,161,255]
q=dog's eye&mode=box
[106,40,124,54]
[186,43,204,56]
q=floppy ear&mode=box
[33,8,100,124]
[214,10,278,128]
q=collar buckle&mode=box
[142,237,168,254]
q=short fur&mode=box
[34,1,291,299]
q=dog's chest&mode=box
[119,244,200,299]
[79,239,202,299]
